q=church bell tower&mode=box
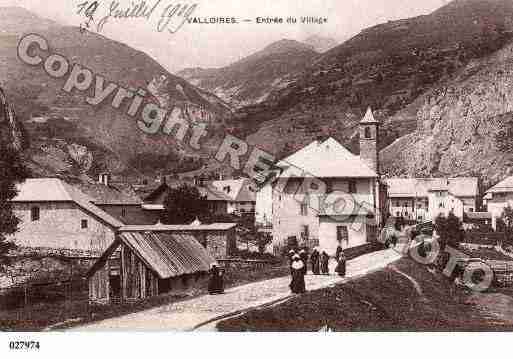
[359,107,380,174]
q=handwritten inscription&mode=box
[76,1,198,34]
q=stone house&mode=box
[263,108,386,256]
[78,173,159,225]
[9,178,123,253]
[484,176,513,229]
[386,177,479,223]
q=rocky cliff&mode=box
[382,39,513,186]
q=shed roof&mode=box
[120,231,216,278]
[119,223,237,231]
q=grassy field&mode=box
[0,261,290,331]
[217,258,513,331]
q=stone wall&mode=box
[1,247,97,289]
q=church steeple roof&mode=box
[360,107,379,124]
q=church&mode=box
[259,108,386,256]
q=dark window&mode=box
[348,180,357,194]
[337,226,349,243]
[301,225,309,240]
[300,202,308,216]
[31,206,40,221]
[326,181,333,194]
[364,126,371,139]
[81,219,88,229]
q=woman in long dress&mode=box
[320,251,330,275]
[290,254,306,294]
[310,247,320,275]
[335,250,347,277]
[299,248,308,275]
[208,264,224,294]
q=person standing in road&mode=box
[320,251,330,275]
[208,263,225,294]
[290,254,306,294]
[335,250,347,277]
[310,247,320,275]
[299,248,308,275]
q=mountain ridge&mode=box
[177,38,319,108]
[0,7,231,181]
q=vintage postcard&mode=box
[1,0,513,355]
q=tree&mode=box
[162,184,209,224]
[0,110,30,270]
[434,212,464,249]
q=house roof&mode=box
[464,212,492,220]
[76,182,142,205]
[386,177,479,198]
[277,137,377,178]
[12,178,123,228]
[117,231,215,279]
[209,179,256,202]
[486,176,513,194]
[143,178,256,204]
[13,178,78,202]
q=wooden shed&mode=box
[87,230,216,304]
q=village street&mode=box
[72,249,401,331]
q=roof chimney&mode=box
[98,172,110,187]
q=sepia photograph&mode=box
[1,0,513,356]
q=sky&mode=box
[1,0,450,73]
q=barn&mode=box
[87,229,217,304]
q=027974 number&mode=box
[9,341,40,350]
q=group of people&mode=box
[288,245,348,294]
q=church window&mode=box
[364,126,371,139]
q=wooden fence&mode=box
[217,258,281,270]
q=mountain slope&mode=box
[177,39,319,108]
[0,7,231,180]
[381,38,513,186]
[230,0,513,172]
